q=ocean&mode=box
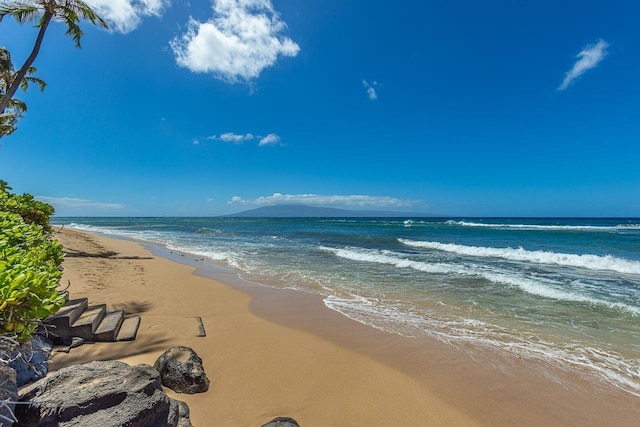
[57,217,640,396]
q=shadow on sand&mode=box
[111,300,153,316]
[48,334,171,373]
[63,249,153,260]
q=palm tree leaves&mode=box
[0,48,45,93]
[54,1,109,48]
[0,2,40,24]
[19,67,46,92]
[0,1,107,135]
[0,2,108,48]
[0,47,43,136]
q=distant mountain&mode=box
[223,204,433,218]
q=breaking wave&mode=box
[400,239,640,275]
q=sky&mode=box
[0,0,638,217]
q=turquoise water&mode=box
[57,217,640,395]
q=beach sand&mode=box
[49,228,640,426]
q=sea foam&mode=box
[324,294,640,397]
[322,246,640,315]
[399,239,640,275]
[446,220,640,232]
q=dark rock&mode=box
[153,346,210,394]
[167,399,179,427]
[262,417,301,427]
[69,337,84,349]
[7,335,52,387]
[16,360,177,427]
[0,364,18,426]
[168,399,192,427]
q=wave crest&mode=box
[400,239,640,275]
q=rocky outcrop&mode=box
[154,346,210,394]
[15,360,187,427]
[7,335,52,387]
[0,364,17,426]
[262,417,301,427]
[168,399,192,427]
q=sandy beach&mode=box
[50,228,640,426]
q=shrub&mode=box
[0,185,54,231]
[0,212,65,340]
[0,181,64,343]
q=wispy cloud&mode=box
[206,132,281,146]
[259,133,281,146]
[170,0,300,83]
[362,79,379,100]
[208,132,255,143]
[558,39,609,91]
[229,193,419,208]
[37,196,125,211]
[85,0,169,33]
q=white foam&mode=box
[322,246,640,315]
[164,242,243,269]
[324,293,640,397]
[446,220,640,231]
[66,223,170,245]
[400,239,640,275]
[480,270,640,315]
[320,246,466,275]
[65,222,101,232]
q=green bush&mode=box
[0,181,64,342]
[0,212,65,340]
[0,184,54,231]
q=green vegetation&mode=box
[0,0,108,138]
[0,46,46,137]
[0,181,64,341]
[0,181,54,232]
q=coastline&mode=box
[50,228,640,426]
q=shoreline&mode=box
[50,228,640,426]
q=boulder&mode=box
[168,399,192,427]
[0,364,17,426]
[16,360,178,427]
[7,335,53,387]
[153,346,210,394]
[262,417,301,427]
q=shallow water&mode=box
[58,217,640,396]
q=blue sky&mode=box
[1,0,638,217]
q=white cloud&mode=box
[259,133,280,146]
[228,193,417,208]
[558,39,609,91]
[367,87,377,100]
[206,132,280,146]
[170,0,300,82]
[362,79,379,100]
[208,132,255,143]
[37,196,125,211]
[85,0,168,33]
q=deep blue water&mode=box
[56,217,640,396]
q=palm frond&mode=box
[60,9,84,48]
[0,2,39,24]
[0,112,18,136]
[23,67,46,91]
[0,47,13,72]
[19,75,46,92]
[69,0,108,29]
[8,97,27,112]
